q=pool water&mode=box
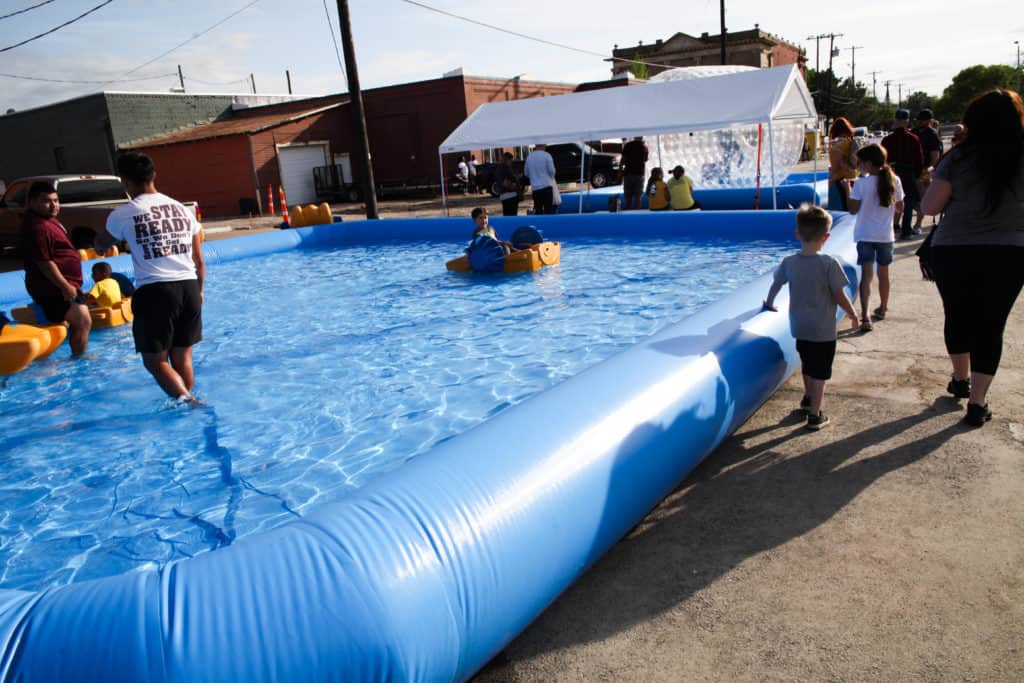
[0,236,791,591]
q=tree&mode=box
[905,91,933,115]
[630,61,649,80]
[934,65,1016,120]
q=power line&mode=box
[398,0,678,71]
[0,0,114,53]
[107,0,264,82]
[0,0,58,21]
[322,0,346,81]
[0,70,176,84]
[184,75,252,86]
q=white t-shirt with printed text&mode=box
[106,192,201,287]
[850,173,905,243]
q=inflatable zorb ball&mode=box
[646,66,804,189]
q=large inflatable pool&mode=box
[557,172,828,213]
[0,211,858,682]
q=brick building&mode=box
[122,74,576,217]
[610,26,806,78]
[0,92,302,183]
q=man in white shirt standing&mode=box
[95,152,206,404]
[523,144,557,215]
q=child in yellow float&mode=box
[646,167,670,211]
[667,165,703,211]
[86,261,123,309]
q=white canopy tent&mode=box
[439,65,817,212]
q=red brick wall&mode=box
[250,110,354,202]
[363,77,467,180]
[139,136,253,218]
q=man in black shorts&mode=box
[20,181,92,355]
[95,153,206,403]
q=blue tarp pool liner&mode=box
[0,210,858,682]
[557,171,829,213]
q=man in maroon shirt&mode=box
[881,109,925,239]
[20,181,91,355]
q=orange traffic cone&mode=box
[267,185,275,216]
[279,185,290,227]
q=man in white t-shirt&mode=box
[95,152,206,403]
[523,144,557,215]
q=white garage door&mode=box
[279,144,327,205]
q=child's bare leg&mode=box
[805,375,826,415]
[877,264,890,314]
[859,262,875,319]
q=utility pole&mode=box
[897,83,904,108]
[250,73,256,94]
[1016,40,1021,94]
[719,0,727,65]
[867,70,882,99]
[806,34,828,72]
[883,80,892,105]
[825,33,843,128]
[177,65,185,92]
[846,45,863,96]
[286,70,292,95]
[336,0,379,219]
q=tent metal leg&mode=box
[439,154,448,216]
[768,118,778,210]
[579,140,585,214]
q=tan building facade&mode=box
[610,26,806,78]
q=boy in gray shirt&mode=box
[764,205,860,430]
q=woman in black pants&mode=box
[922,88,1024,426]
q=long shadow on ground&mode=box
[475,395,963,676]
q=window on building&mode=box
[53,147,67,172]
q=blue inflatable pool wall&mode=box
[0,211,858,682]
[557,172,828,213]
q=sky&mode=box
[0,0,1021,114]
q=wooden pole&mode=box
[336,0,379,219]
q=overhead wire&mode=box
[0,70,177,84]
[0,0,58,21]
[107,0,264,81]
[322,0,346,81]
[397,0,677,71]
[0,0,114,53]
[184,75,252,86]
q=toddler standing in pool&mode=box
[847,144,904,331]
[764,204,859,430]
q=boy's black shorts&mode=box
[796,339,837,381]
[132,280,202,353]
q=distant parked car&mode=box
[545,143,620,188]
[0,174,197,254]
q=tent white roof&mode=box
[439,65,816,153]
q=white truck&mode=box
[0,174,197,254]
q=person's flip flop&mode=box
[873,307,886,320]
[860,320,874,332]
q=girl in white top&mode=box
[848,143,904,331]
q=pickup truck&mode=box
[0,175,198,254]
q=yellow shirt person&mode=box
[88,278,122,308]
[667,166,698,211]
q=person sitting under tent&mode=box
[668,166,703,211]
